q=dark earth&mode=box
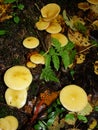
[0,0,98,130]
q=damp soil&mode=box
[0,0,98,130]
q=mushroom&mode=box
[5,116,19,130]
[0,116,18,130]
[78,2,90,11]
[0,118,11,130]
[46,22,62,34]
[35,17,50,30]
[60,84,88,112]
[30,53,45,65]
[4,65,33,90]
[92,20,98,29]
[5,88,27,108]
[26,61,37,68]
[87,0,98,5]
[41,3,60,22]
[51,33,68,47]
[23,36,39,49]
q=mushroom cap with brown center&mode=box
[51,33,68,47]
[23,36,39,49]
[41,3,60,21]
[87,0,98,4]
[78,2,90,11]
[60,84,88,112]
[4,65,33,90]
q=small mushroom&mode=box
[92,20,98,29]
[4,65,33,90]
[26,61,37,68]
[41,3,60,22]
[46,22,62,34]
[30,53,45,65]
[87,0,98,5]
[23,36,39,49]
[5,88,27,108]
[78,2,90,11]
[35,17,50,30]
[60,84,88,112]
[51,33,68,47]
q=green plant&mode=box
[0,30,6,35]
[40,38,76,82]
[4,0,24,24]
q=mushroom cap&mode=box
[26,61,37,68]
[5,88,27,108]
[23,36,39,49]
[87,0,98,4]
[30,53,45,64]
[51,33,68,47]
[4,65,33,90]
[78,2,90,11]
[46,22,62,34]
[0,118,11,130]
[41,3,60,21]
[60,84,88,112]
[92,20,98,27]
[5,116,19,130]
[35,18,50,30]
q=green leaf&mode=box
[74,22,87,34]
[65,113,75,120]
[0,30,6,35]
[65,41,75,50]
[47,116,56,126]
[61,50,70,68]
[52,55,60,71]
[49,47,56,56]
[51,38,61,52]
[94,106,98,111]
[77,114,88,123]
[13,16,20,24]
[4,0,17,3]
[18,4,24,10]
[40,66,59,82]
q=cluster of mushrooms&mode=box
[2,1,98,129]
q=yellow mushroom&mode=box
[75,54,85,64]
[30,53,45,65]
[26,61,37,68]
[41,3,60,22]
[0,118,11,130]
[35,17,50,30]
[51,33,68,47]
[4,65,33,90]
[23,36,39,49]
[46,22,62,34]
[60,84,88,112]
[5,116,19,130]
[5,88,27,108]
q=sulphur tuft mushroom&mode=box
[23,36,39,49]
[30,53,45,65]
[5,88,27,108]
[41,3,61,22]
[51,33,68,47]
[60,84,88,112]
[94,60,98,75]
[4,65,33,90]
[26,61,37,68]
